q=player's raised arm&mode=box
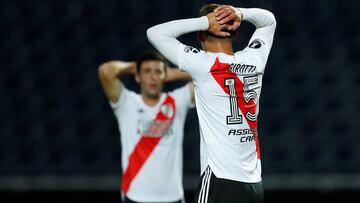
[215,6,276,68]
[215,6,276,47]
[147,17,208,66]
[165,67,195,103]
[241,8,276,49]
[147,13,233,66]
[98,61,136,103]
[165,67,191,82]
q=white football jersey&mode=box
[110,84,193,202]
[146,6,276,184]
[177,34,273,182]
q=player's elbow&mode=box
[98,63,114,81]
[146,27,157,44]
[147,25,166,46]
[267,11,277,27]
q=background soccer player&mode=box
[147,4,276,203]
[98,51,194,203]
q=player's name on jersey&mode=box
[229,63,257,75]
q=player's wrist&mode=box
[238,8,247,21]
[236,8,244,21]
[200,15,210,30]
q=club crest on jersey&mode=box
[248,39,265,49]
[161,104,174,118]
[184,46,200,53]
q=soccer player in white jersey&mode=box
[147,4,276,203]
[98,51,194,203]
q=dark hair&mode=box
[199,3,235,38]
[136,51,168,73]
[199,3,219,17]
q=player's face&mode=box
[137,60,166,98]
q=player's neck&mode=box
[202,39,234,55]
[141,93,162,107]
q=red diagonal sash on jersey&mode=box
[210,57,261,159]
[121,95,176,194]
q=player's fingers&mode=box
[214,9,228,19]
[214,7,225,14]
[222,31,231,37]
[221,24,231,31]
[215,6,233,15]
[228,20,241,31]
[219,13,237,24]
[214,8,226,17]
[215,30,231,37]
[214,5,227,13]
[215,8,232,22]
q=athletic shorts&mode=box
[193,167,263,203]
[124,196,184,203]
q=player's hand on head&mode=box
[207,12,231,37]
[214,5,242,31]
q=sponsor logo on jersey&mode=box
[228,128,257,143]
[184,46,200,53]
[248,39,265,49]
[137,120,174,137]
[229,63,256,74]
[240,135,256,143]
[143,120,173,137]
[228,128,256,136]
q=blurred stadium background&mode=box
[1,0,359,202]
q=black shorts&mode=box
[193,167,263,203]
[124,196,184,203]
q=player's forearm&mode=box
[99,61,136,78]
[239,8,276,30]
[165,68,192,82]
[147,16,209,65]
[98,61,135,103]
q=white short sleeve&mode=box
[170,83,194,110]
[109,85,130,110]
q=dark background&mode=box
[1,0,359,202]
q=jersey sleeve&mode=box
[171,83,194,110]
[239,8,277,71]
[177,44,210,84]
[147,16,212,84]
[109,85,130,110]
[147,16,209,66]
